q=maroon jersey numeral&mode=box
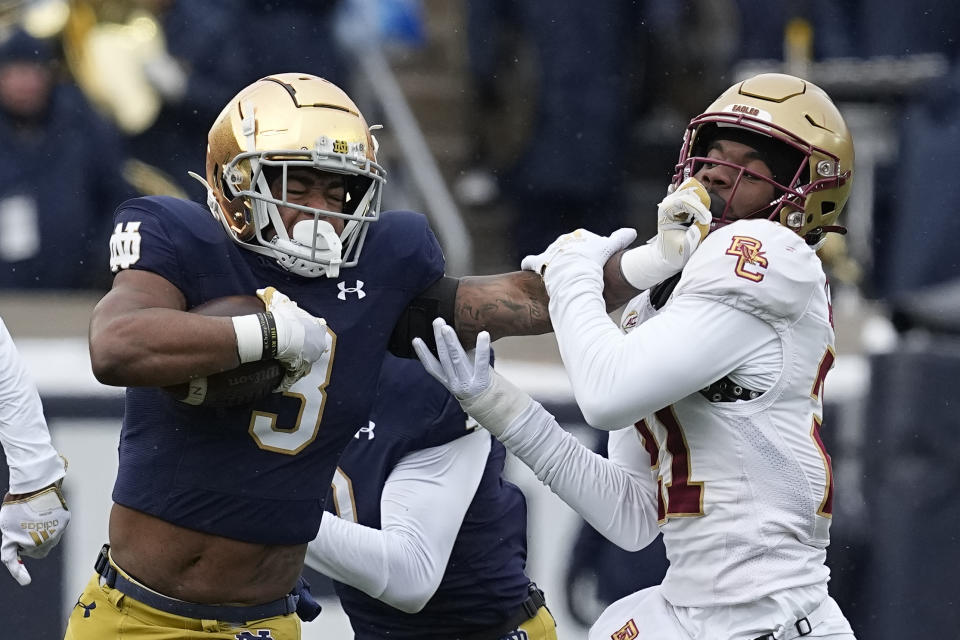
[810,347,836,516]
[635,407,704,522]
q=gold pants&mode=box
[512,605,558,640]
[63,574,301,640]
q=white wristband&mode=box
[619,243,677,291]
[459,371,533,437]
[232,314,265,363]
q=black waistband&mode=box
[459,583,547,640]
[94,544,298,624]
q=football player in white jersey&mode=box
[414,73,858,640]
[0,317,70,587]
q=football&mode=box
[163,295,284,407]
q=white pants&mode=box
[589,585,856,640]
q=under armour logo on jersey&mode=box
[109,221,142,272]
[501,631,529,640]
[235,631,274,640]
[354,420,376,440]
[74,599,96,618]
[337,280,366,300]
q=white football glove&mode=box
[255,287,331,391]
[0,484,70,586]
[413,318,532,437]
[619,177,712,291]
[521,227,638,297]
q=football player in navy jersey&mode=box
[64,71,686,639]
[305,353,556,639]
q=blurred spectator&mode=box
[127,0,346,202]
[0,27,134,290]
[238,0,346,86]
[457,1,749,262]
[858,1,960,329]
[732,0,858,61]
[126,0,246,202]
[455,0,529,208]
[459,0,642,262]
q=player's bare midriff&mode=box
[108,503,307,605]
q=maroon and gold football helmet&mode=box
[200,73,386,278]
[674,73,854,245]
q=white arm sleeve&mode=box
[305,428,491,613]
[549,281,779,429]
[0,319,65,493]
[498,401,660,551]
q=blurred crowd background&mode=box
[0,0,958,638]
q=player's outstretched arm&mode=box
[0,319,69,586]
[306,429,490,613]
[414,319,660,551]
[90,270,329,389]
[452,261,642,348]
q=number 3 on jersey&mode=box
[248,328,336,454]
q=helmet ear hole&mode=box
[821,201,836,215]
[343,175,373,216]
[216,165,234,201]
[260,166,282,195]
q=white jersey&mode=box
[635,219,834,605]
[547,218,836,607]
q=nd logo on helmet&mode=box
[333,139,348,154]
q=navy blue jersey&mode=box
[109,196,444,544]
[330,354,530,638]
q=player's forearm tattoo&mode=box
[454,272,552,345]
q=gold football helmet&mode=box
[674,73,854,245]
[199,73,386,278]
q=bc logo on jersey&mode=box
[725,235,768,282]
